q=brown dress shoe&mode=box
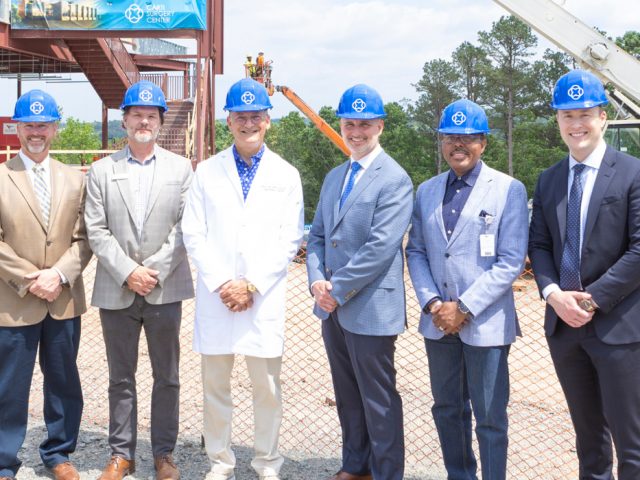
[154,454,180,480]
[50,461,80,480]
[328,471,373,480]
[98,456,135,480]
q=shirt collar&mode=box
[232,144,266,166]
[447,159,483,187]
[126,145,157,165]
[19,150,51,171]
[350,144,382,171]
[569,140,606,171]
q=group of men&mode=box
[0,68,638,480]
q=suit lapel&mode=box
[331,161,350,228]
[221,149,245,202]
[448,163,493,246]
[432,174,448,243]
[112,152,137,223]
[144,149,167,223]
[48,159,66,229]
[555,157,570,247]
[333,153,383,229]
[6,155,47,232]
[583,147,616,248]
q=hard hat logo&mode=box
[139,89,154,103]
[30,101,45,115]
[241,91,256,105]
[567,85,585,100]
[125,4,144,24]
[452,111,466,126]
[352,98,367,113]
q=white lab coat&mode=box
[182,145,304,358]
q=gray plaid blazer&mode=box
[85,146,194,310]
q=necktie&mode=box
[340,162,362,209]
[32,164,51,226]
[559,163,586,291]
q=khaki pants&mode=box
[202,354,284,477]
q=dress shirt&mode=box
[233,144,265,200]
[442,160,483,239]
[19,150,52,196]
[18,150,67,284]
[542,140,607,300]
[127,146,156,236]
[340,144,382,196]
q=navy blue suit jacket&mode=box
[529,145,640,345]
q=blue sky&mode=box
[0,0,636,122]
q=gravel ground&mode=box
[15,419,445,480]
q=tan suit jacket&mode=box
[0,155,92,326]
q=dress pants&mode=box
[99,296,182,459]
[426,335,510,480]
[0,315,82,478]
[201,354,284,477]
[322,312,405,480]
[548,321,640,480]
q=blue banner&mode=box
[11,0,206,30]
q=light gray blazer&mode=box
[85,146,194,310]
[306,150,414,336]
[406,162,529,347]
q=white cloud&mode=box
[0,0,634,122]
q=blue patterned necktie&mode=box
[340,162,362,209]
[559,163,586,291]
[32,164,50,226]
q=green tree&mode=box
[380,102,433,186]
[479,15,538,177]
[52,117,101,165]
[452,41,490,103]
[411,59,459,174]
[616,31,640,58]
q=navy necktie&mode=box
[559,163,586,291]
[340,162,362,209]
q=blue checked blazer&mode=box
[406,163,529,347]
[306,150,413,336]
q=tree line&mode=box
[55,16,639,223]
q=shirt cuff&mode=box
[542,283,561,301]
[52,267,68,285]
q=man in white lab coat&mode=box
[182,78,304,480]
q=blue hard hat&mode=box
[120,81,168,112]
[551,69,608,110]
[224,78,272,112]
[12,89,61,123]
[336,84,386,119]
[438,99,490,135]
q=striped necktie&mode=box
[32,164,51,226]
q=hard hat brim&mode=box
[551,99,608,110]
[12,115,59,123]
[438,127,490,134]
[224,105,272,112]
[336,112,387,119]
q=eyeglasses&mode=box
[439,134,484,145]
[231,113,267,125]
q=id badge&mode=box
[480,234,495,257]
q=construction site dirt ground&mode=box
[20,258,582,479]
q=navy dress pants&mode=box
[322,312,404,480]
[0,315,82,478]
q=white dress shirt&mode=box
[543,139,607,299]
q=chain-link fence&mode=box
[27,252,579,479]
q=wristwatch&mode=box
[246,282,257,293]
[579,298,597,312]
[457,299,471,317]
